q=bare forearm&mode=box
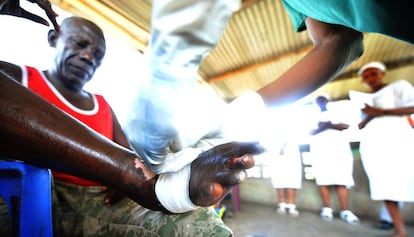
[0,73,164,211]
[381,107,414,116]
[258,19,363,107]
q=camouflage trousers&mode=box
[0,180,233,237]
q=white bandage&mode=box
[155,164,199,213]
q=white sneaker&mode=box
[340,210,360,225]
[276,203,287,215]
[286,204,300,217]
[320,207,333,221]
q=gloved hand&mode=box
[125,0,240,172]
[125,70,230,172]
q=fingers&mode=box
[28,0,60,30]
[21,9,50,26]
[38,0,60,30]
[224,141,265,158]
[195,171,246,206]
[225,154,255,169]
[217,169,248,186]
[190,141,264,206]
[102,189,125,207]
[193,182,225,206]
[190,169,246,206]
[226,170,247,185]
[47,12,60,31]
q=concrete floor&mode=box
[221,200,414,237]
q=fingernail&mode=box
[242,155,251,163]
[237,171,247,182]
[134,159,141,169]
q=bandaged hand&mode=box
[190,141,264,205]
[155,141,265,213]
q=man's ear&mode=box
[47,29,59,47]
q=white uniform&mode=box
[270,142,303,189]
[310,106,355,187]
[350,80,414,201]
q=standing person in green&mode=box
[128,0,413,177]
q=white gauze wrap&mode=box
[155,164,198,213]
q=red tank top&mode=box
[23,66,113,186]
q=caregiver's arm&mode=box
[258,17,364,106]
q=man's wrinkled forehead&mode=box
[62,18,104,37]
[61,18,106,47]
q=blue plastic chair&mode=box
[0,161,53,237]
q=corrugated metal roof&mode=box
[51,0,414,101]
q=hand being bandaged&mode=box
[125,1,270,213]
[155,141,265,213]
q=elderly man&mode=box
[0,1,264,236]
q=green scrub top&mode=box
[282,0,413,44]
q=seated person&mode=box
[0,1,264,236]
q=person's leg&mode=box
[336,185,359,224]
[378,201,404,229]
[378,202,394,229]
[0,197,11,236]
[336,185,349,211]
[380,202,392,222]
[319,185,331,208]
[277,188,286,203]
[286,188,299,217]
[286,188,296,205]
[276,189,287,214]
[385,200,407,237]
[318,185,333,221]
[54,181,233,237]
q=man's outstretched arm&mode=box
[0,72,264,212]
[0,72,160,209]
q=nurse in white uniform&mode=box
[350,61,414,237]
[309,94,359,224]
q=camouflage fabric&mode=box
[0,180,232,237]
[52,180,232,237]
[0,197,11,236]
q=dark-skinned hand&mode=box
[189,141,265,206]
[0,0,59,30]
[361,103,383,117]
[101,187,126,207]
[358,103,383,129]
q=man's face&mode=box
[52,20,106,91]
